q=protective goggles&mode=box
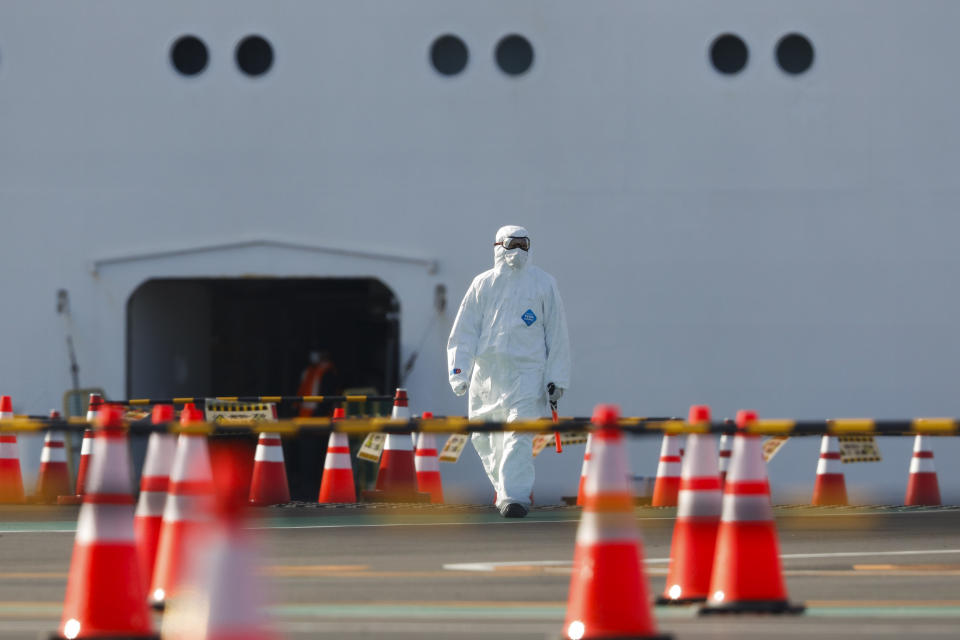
[494,236,530,251]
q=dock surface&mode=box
[1,505,958,639]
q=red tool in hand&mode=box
[547,383,563,453]
[551,399,562,453]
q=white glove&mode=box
[547,383,563,403]
[451,379,468,396]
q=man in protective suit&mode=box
[447,225,571,518]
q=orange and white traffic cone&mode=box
[134,405,178,592]
[718,431,732,488]
[700,410,804,615]
[149,404,214,610]
[0,395,25,504]
[362,389,429,503]
[905,435,941,506]
[562,404,670,640]
[651,433,682,507]
[161,442,278,640]
[561,434,592,506]
[414,412,444,504]
[248,431,290,506]
[658,405,721,605]
[53,404,158,640]
[77,394,103,496]
[576,435,593,506]
[811,435,847,506]
[58,394,103,505]
[35,410,71,503]
[318,408,357,503]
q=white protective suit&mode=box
[446,225,571,508]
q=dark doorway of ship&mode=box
[127,277,400,500]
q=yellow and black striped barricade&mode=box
[2,415,959,437]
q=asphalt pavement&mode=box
[1,504,959,639]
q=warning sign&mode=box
[357,433,386,463]
[531,434,553,457]
[531,432,588,457]
[204,402,275,424]
[123,409,151,422]
[436,431,590,462]
[438,434,469,463]
[559,431,589,447]
[762,436,789,462]
[838,435,882,463]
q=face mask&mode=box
[503,249,528,269]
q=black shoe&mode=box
[499,503,528,518]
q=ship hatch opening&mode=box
[127,277,400,499]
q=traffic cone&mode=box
[700,410,804,615]
[161,442,278,640]
[651,433,682,507]
[718,431,732,488]
[248,431,290,506]
[58,394,103,505]
[0,395,25,503]
[362,389,430,503]
[561,436,592,506]
[318,408,357,503]
[35,410,71,503]
[414,412,444,504]
[905,435,941,506]
[658,405,721,605]
[576,435,593,506]
[811,435,847,506]
[562,404,670,640]
[52,404,158,640]
[134,405,178,592]
[150,403,214,610]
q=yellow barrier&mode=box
[0,416,956,436]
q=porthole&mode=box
[430,35,468,76]
[170,36,209,76]
[495,34,534,76]
[776,33,814,75]
[235,35,274,76]
[710,33,748,75]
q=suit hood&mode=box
[494,225,531,271]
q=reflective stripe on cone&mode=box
[249,433,290,506]
[905,435,940,506]
[414,419,444,504]
[718,433,732,488]
[134,405,178,592]
[0,396,24,504]
[563,404,669,640]
[700,410,804,615]
[651,434,682,507]
[54,405,157,639]
[659,405,721,605]
[362,390,430,503]
[811,435,847,506]
[149,405,214,610]
[319,408,356,504]
[36,430,70,503]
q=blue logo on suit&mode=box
[521,309,537,326]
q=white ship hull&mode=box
[2,1,959,502]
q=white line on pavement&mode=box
[444,549,960,571]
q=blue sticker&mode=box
[451,368,461,375]
[522,309,537,326]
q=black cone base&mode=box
[51,634,160,640]
[557,634,672,639]
[656,595,706,605]
[699,599,806,615]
